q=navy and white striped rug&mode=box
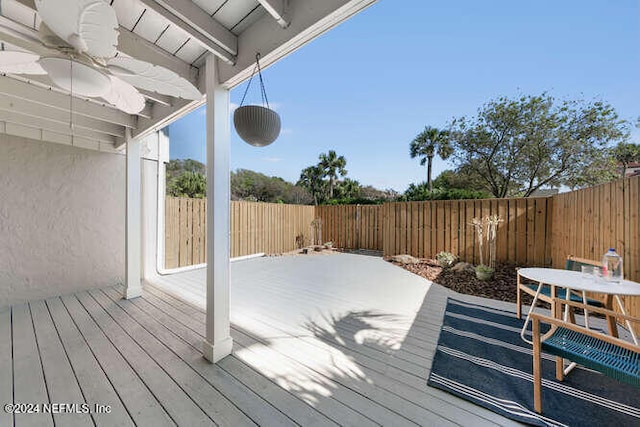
[427,298,640,426]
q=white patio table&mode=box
[518,267,640,347]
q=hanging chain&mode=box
[69,58,74,144]
[238,53,270,108]
[255,53,269,108]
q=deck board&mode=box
[99,287,295,427]
[44,297,134,427]
[60,294,175,426]
[12,303,54,427]
[74,291,216,427]
[114,289,340,427]
[29,300,93,427]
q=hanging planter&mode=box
[233,53,281,147]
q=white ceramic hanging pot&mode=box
[233,105,281,147]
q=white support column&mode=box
[124,129,143,299]
[202,54,233,363]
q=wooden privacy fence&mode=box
[381,198,553,266]
[165,197,206,269]
[165,198,315,269]
[315,205,383,251]
[551,176,640,323]
[230,201,316,258]
[166,175,639,280]
[160,198,553,267]
[316,198,553,266]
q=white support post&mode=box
[202,54,233,363]
[124,129,143,299]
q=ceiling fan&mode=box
[0,0,203,114]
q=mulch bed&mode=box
[388,258,534,305]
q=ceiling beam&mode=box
[0,94,125,137]
[9,73,153,119]
[0,75,138,128]
[137,89,173,107]
[0,109,117,144]
[0,15,54,57]
[135,0,237,64]
[256,0,290,28]
[13,0,35,10]
[218,0,377,88]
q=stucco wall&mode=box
[0,134,125,307]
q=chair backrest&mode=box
[565,255,601,272]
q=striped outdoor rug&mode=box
[427,298,640,427]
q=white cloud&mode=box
[280,128,293,135]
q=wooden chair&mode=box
[516,255,604,322]
[531,299,640,414]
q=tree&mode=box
[448,94,629,198]
[334,178,361,200]
[297,165,326,205]
[319,150,347,198]
[167,171,207,198]
[401,182,489,201]
[613,142,640,178]
[410,126,453,192]
[230,169,312,204]
[166,158,206,182]
[432,167,489,192]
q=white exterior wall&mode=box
[0,134,125,307]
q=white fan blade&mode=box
[35,0,118,58]
[108,57,202,100]
[0,51,46,75]
[101,76,146,114]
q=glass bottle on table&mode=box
[602,248,623,282]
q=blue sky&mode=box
[169,0,640,192]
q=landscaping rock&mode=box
[390,254,420,265]
[451,262,474,273]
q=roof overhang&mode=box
[0,0,376,149]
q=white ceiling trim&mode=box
[256,0,290,28]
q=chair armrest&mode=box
[551,298,640,323]
[530,311,640,353]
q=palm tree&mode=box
[319,150,347,198]
[297,165,325,205]
[410,126,452,192]
[335,178,361,199]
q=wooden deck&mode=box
[1,254,523,426]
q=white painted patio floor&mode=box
[1,253,524,426]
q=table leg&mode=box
[605,295,619,338]
[614,295,638,345]
[582,291,590,330]
[521,281,544,345]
